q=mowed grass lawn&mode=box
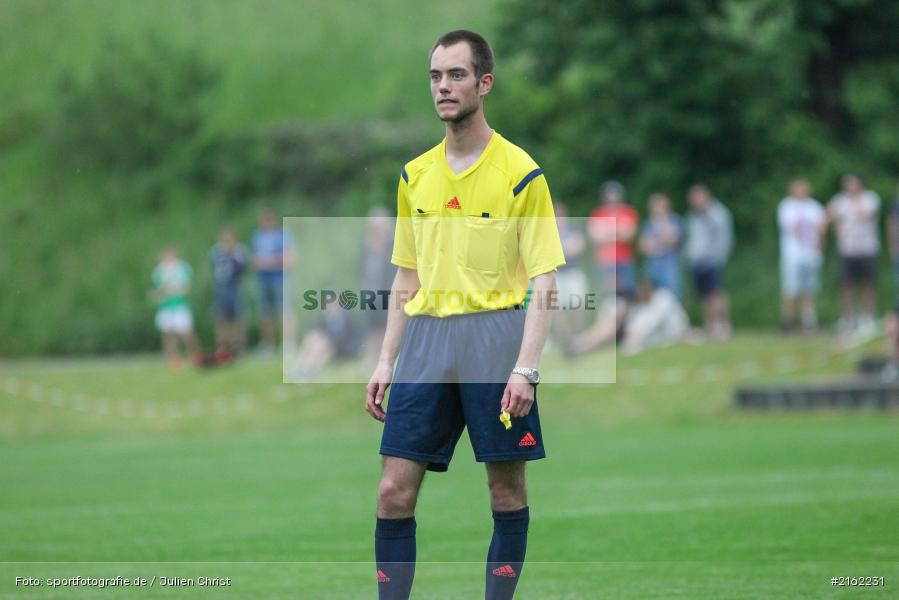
[1,334,898,598]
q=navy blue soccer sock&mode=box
[485,506,529,600]
[375,517,416,600]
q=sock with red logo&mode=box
[485,506,529,600]
[375,516,416,600]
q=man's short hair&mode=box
[599,180,625,199]
[430,30,494,79]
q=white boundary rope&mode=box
[0,346,855,419]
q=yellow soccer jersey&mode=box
[391,131,565,317]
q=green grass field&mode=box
[2,334,898,598]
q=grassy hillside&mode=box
[0,0,499,127]
[0,0,500,355]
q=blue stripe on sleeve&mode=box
[513,168,543,196]
[401,167,409,183]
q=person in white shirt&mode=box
[564,283,688,357]
[777,179,826,332]
[827,174,881,334]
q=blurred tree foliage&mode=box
[48,35,433,214]
[50,35,217,176]
[492,0,899,237]
[188,120,433,212]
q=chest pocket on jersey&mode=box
[462,215,513,274]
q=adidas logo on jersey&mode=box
[444,196,461,209]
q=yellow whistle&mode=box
[499,411,512,430]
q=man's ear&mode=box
[479,73,494,97]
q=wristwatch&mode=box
[512,367,540,386]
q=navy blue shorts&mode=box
[841,255,876,286]
[691,263,724,298]
[380,309,546,472]
[258,273,284,317]
[214,284,242,320]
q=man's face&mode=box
[649,194,670,217]
[843,177,862,195]
[603,190,623,205]
[689,189,710,210]
[220,230,235,248]
[261,212,278,229]
[369,214,391,236]
[429,42,490,124]
[790,182,809,199]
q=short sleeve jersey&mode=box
[640,214,683,261]
[210,243,250,287]
[828,191,880,257]
[777,196,825,263]
[589,203,639,264]
[252,229,294,275]
[152,259,192,310]
[391,132,565,317]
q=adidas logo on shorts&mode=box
[518,432,537,447]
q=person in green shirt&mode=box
[153,247,200,370]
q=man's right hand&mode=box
[365,361,393,422]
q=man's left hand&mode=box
[501,373,535,418]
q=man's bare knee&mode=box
[377,457,425,518]
[486,462,527,511]
[489,481,527,511]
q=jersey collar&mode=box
[440,130,499,180]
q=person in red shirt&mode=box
[588,181,639,298]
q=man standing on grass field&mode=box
[364,30,564,600]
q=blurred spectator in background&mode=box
[620,282,689,355]
[777,179,826,333]
[828,174,880,337]
[883,178,899,379]
[564,282,688,357]
[563,295,625,356]
[152,247,200,370]
[685,184,733,340]
[360,206,396,367]
[210,228,249,356]
[639,192,682,297]
[887,177,899,279]
[552,202,590,339]
[293,299,362,381]
[588,181,638,298]
[252,209,296,354]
